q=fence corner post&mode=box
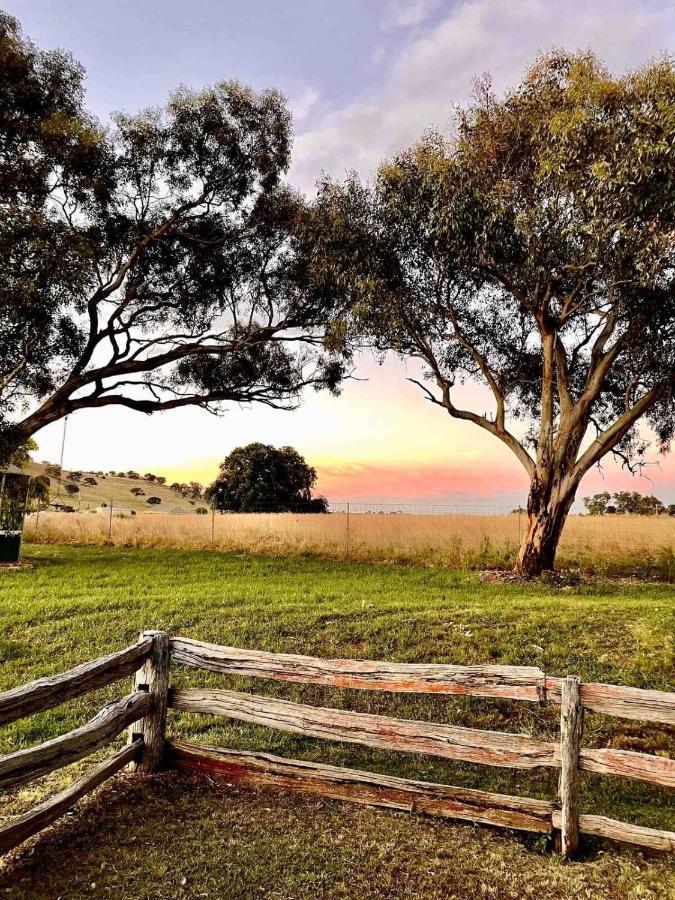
[128,630,170,773]
[558,674,583,858]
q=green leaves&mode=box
[0,15,349,464]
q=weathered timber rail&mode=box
[1,631,673,860]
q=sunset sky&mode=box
[8,0,675,506]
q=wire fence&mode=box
[23,495,675,578]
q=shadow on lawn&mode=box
[1,771,672,900]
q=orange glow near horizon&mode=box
[33,355,675,507]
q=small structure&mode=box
[0,464,30,563]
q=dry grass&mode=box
[25,509,675,576]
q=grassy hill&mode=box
[24,461,205,513]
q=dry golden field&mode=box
[24,508,675,576]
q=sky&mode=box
[7,0,675,506]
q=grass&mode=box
[26,507,675,578]
[0,544,673,898]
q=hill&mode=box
[23,461,206,514]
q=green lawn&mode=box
[0,544,673,898]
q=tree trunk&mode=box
[515,476,576,577]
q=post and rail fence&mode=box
[0,631,673,859]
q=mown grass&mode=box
[0,544,673,898]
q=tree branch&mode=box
[571,385,664,483]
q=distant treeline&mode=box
[583,491,675,516]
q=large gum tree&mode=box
[0,14,346,466]
[302,53,675,575]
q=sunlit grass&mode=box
[25,509,675,578]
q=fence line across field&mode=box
[0,631,673,859]
[25,502,675,580]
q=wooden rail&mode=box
[170,688,558,769]
[0,741,142,855]
[0,691,150,790]
[167,739,555,833]
[170,637,548,701]
[168,740,675,853]
[171,638,675,724]
[0,633,164,858]
[1,632,673,861]
[0,637,153,726]
[545,677,675,725]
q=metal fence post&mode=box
[346,501,350,557]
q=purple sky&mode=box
[7,1,675,504]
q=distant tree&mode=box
[207,443,327,513]
[130,487,145,496]
[67,471,82,482]
[82,476,97,486]
[28,474,50,507]
[0,13,347,468]
[612,491,641,514]
[668,504,675,517]
[45,464,62,478]
[64,483,79,496]
[143,474,157,482]
[612,491,665,515]
[196,506,208,515]
[187,482,203,499]
[635,494,665,516]
[305,52,675,573]
[155,476,166,485]
[146,496,161,505]
[169,482,181,492]
[127,472,140,480]
[583,493,612,516]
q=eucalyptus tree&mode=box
[0,13,346,465]
[304,52,675,575]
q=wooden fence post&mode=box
[558,675,583,858]
[128,630,169,773]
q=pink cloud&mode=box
[316,459,527,504]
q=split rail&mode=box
[0,631,673,859]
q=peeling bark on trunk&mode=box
[515,475,577,577]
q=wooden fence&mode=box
[1,631,673,859]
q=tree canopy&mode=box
[0,13,347,465]
[302,51,675,573]
[207,443,327,512]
